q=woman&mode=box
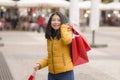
[34,12,74,80]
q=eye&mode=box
[52,18,56,21]
[57,19,61,22]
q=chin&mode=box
[53,27,59,30]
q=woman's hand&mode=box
[65,23,73,32]
[33,64,40,71]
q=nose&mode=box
[54,20,59,23]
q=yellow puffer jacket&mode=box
[37,24,74,74]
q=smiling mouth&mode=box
[54,25,59,27]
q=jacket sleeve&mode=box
[37,56,48,69]
[60,24,72,45]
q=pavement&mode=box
[0,26,120,80]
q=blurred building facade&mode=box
[1,0,120,31]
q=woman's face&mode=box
[51,14,61,30]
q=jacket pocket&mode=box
[62,54,66,66]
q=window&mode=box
[102,0,113,3]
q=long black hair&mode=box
[45,12,67,39]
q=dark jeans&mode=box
[37,25,45,32]
[48,70,74,80]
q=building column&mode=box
[69,0,80,30]
[89,0,101,31]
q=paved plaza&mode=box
[0,26,120,80]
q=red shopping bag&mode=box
[28,70,36,80]
[28,75,35,80]
[71,26,91,66]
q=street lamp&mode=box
[90,0,107,48]
[0,37,4,47]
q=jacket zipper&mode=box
[62,54,66,66]
[51,39,55,73]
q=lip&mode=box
[53,24,60,27]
